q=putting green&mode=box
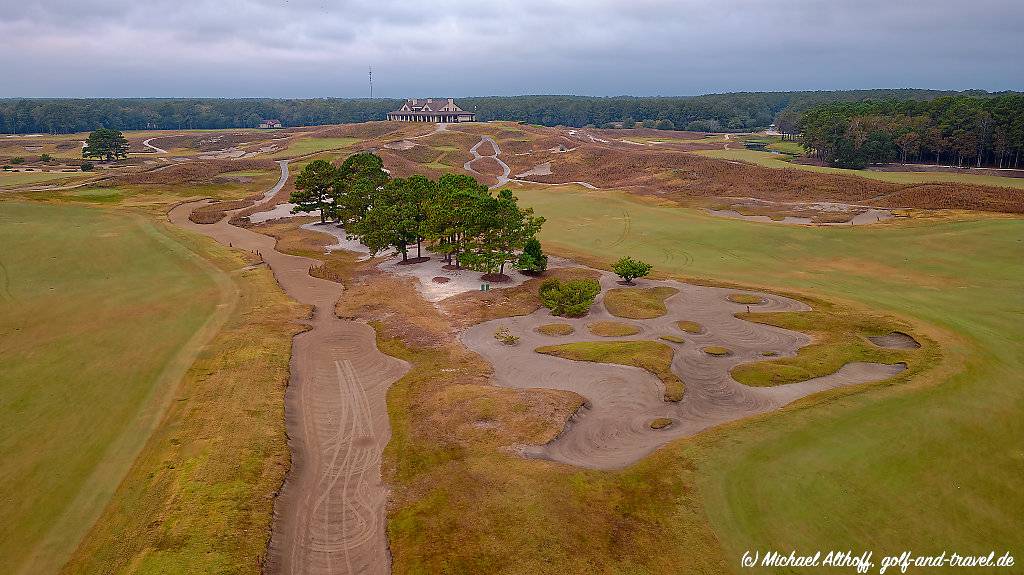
[0,201,225,574]
[516,185,1024,562]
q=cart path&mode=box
[464,135,511,189]
[167,162,409,575]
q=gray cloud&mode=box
[1,0,1021,97]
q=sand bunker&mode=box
[708,205,894,226]
[515,161,552,178]
[385,139,417,151]
[868,331,921,349]
[460,272,906,469]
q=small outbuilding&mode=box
[259,119,283,129]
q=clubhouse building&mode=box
[387,98,476,123]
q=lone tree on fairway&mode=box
[82,128,129,161]
[291,159,338,224]
[612,256,652,284]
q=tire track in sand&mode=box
[168,163,409,575]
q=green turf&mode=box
[0,201,222,574]
[694,148,1024,189]
[0,171,87,187]
[515,185,1024,564]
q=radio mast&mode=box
[368,65,373,99]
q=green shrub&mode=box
[11,157,25,165]
[39,153,52,163]
[518,237,548,273]
[493,326,520,346]
[612,256,652,284]
[80,162,95,171]
[539,277,601,317]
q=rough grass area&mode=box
[535,340,684,402]
[727,293,763,304]
[536,322,575,336]
[252,218,364,286]
[731,297,927,387]
[587,320,641,337]
[676,320,704,333]
[603,286,678,319]
[63,225,306,574]
[649,417,674,429]
[660,334,686,343]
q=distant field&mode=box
[0,202,224,574]
[513,185,1024,565]
[694,148,1024,189]
[270,136,360,158]
[0,171,88,187]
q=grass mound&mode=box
[703,346,731,356]
[535,340,684,402]
[536,323,575,336]
[660,334,686,343]
[676,320,704,334]
[649,418,674,429]
[727,293,764,305]
[731,298,927,387]
[604,286,679,319]
[588,321,641,337]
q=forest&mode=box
[1,89,1013,134]
[798,95,1024,169]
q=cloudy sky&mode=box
[3,0,1022,98]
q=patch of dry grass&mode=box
[603,286,678,319]
[727,293,764,305]
[587,320,641,337]
[535,340,684,402]
[676,320,704,334]
[536,323,575,336]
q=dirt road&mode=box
[168,164,409,575]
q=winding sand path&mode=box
[461,271,905,470]
[168,162,409,575]
[464,135,511,189]
[141,136,169,154]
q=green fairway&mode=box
[695,148,1024,189]
[0,171,88,187]
[515,186,1024,565]
[0,201,225,574]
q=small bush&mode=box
[1,165,10,171]
[518,237,548,273]
[612,256,652,284]
[39,153,52,163]
[539,278,601,317]
[80,162,95,172]
[11,157,25,165]
[494,326,520,346]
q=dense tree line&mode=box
[2,90,1014,134]
[798,95,1024,169]
[291,153,545,276]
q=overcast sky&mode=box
[2,0,1022,98]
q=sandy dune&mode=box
[461,271,905,469]
[168,162,408,575]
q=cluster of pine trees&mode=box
[291,153,546,276]
[798,95,1024,169]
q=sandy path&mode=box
[464,135,510,189]
[168,163,409,575]
[141,136,170,154]
[461,271,905,469]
